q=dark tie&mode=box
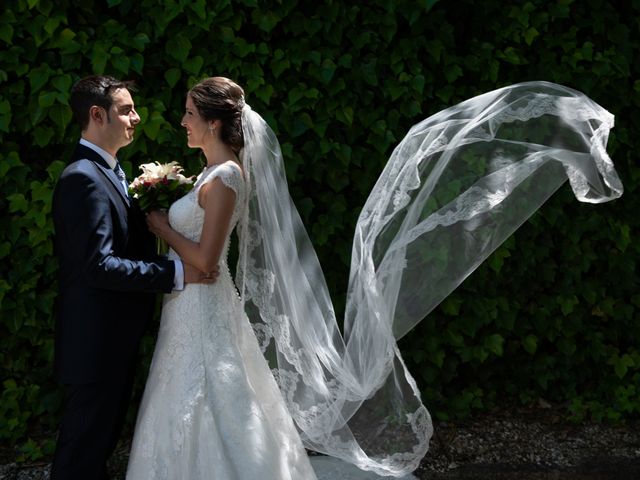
[113,162,128,196]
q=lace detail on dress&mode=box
[126,159,317,479]
[196,162,244,195]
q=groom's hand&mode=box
[184,263,220,284]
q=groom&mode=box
[50,75,214,480]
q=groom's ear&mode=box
[89,106,105,125]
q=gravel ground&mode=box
[2,406,639,479]
[416,406,640,479]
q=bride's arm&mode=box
[147,178,235,273]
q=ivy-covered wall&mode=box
[1,0,638,460]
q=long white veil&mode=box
[236,81,622,476]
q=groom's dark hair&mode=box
[70,75,135,131]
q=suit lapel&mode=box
[72,144,131,207]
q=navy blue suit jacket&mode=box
[52,143,176,384]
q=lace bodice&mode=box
[127,159,318,479]
[167,162,245,266]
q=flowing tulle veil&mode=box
[235,81,622,477]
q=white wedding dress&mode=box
[126,163,318,480]
[126,84,621,480]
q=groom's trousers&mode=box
[50,368,136,480]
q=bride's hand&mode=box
[146,209,171,238]
[184,263,220,284]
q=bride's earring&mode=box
[209,124,216,135]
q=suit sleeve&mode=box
[56,168,176,293]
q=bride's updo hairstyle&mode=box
[188,76,245,153]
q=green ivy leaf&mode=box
[613,222,631,252]
[189,0,207,20]
[110,47,130,74]
[33,126,54,147]
[558,295,579,316]
[0,99,11,132]
[425,0,441,10]
[143,111,165,140]
[522,335,538,354]
[287,87,304,106]
[166,34,191,63]
[3,378,17,390]
[51,74,71,93]
[43,17,61,35]
[524,27,539,45]
[485,334,504,356]
[254,84,274,105]
[444,63,463,82]
[28,64,51,94]
[38,91,56,108]
[253,10,280,33]
[499,46,527,65]
[425,39,444,62]
[131,33,150,52]
[320,58,337,83]
[411,74,426,94]
[184,56,204,75]
[431,350,445,368]
[611,354,635,379]
[0,242,10,260]
[233,38,256,58]
[440,296,462,316]
[54,28,80,54]
[130,53,144,75]
[47,104,72,131]
[91,43,109,74]
[0,151,21,177]
[8,193,28,213]
[0,23,14,44]
[164,68,181,88]
[219,26,235,43]
[361,59,378,86]
[335,106,353,125]
[46,160,65,182]
[488,245,511,273]
[447,330,465,348]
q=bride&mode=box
[126,77,317,479]
[126,77,622,479]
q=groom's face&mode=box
[102,88,140,151]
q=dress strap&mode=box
[196,162,244,194]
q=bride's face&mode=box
[181,95,210,149]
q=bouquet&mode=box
[129,161,194,254]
